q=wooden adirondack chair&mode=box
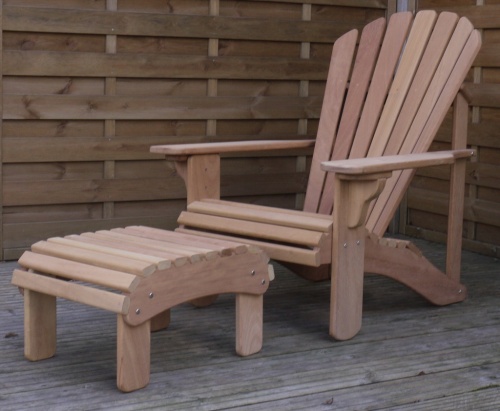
[151,11,481,340]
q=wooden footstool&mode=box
[11,226,273,392]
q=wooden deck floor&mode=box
[1,237,499,410]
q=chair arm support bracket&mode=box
[335,172,391,229]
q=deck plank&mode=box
[0,237,499,410]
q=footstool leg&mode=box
[190,294,219,307]
[150,310,170,332]
[235,294,263,357]
[117,316,151,392]
[24,289,56,361]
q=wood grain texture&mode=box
[0,1,391,256]
[3,1,497,258]
[153,11,481,344]
[3,6,367,42]
[409,2,499,255]
[3,236,499,408]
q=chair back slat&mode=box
[303,10,481,234]
[365,12,464,234]
[316,17,387,215]
[383,12,460,157]
[302,29,358,213]
[368,22,481,235]
[348,12,413,160]
[366,10,438,158]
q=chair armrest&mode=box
[151,139,315,204]
[320,149,474,175]
[151,139,315,157]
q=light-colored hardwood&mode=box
[348,12,412,160]
[186,154,220,204]
[1,242,499,409]
[302,28,358,213]
[12,268,130,314]
[48,236,171,269]
[153,11,481,341]
[177,226,324,267]
[329,178,368,339]
[177,211,327,248]
[129,225,250,255]
[446,92,469,282]
[235,293,263,356]
[23,288,56,361]
[116,316,151,393]
[321,150,474,175]
[124,249,270,327]
[18,250,139,292]
[367,18,481,237]
[12,227,272,392]
[1,1,498,259]
[151,139,315,157]
[66,233,177,267]
[30,239,156,276]
[317,15,389,214]
[187,199,332,231]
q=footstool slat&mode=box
[95,230,205,262]
[31,240,156,276]
[49,236,171,270]
[18,251,139,292]
[116,226,225,258]
[130,225,243,255]
[12,269,130,314]
[109,228,219,261]
[77,232,188,266]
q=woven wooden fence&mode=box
[0,0,392,259]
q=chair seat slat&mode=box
[176,227,323,267]
[188,200,332,232]
[178,211,326,248]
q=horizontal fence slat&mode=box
[3,50,330,80]
[407,187,500,228]
[474,45,500,68]
[423,5,500,29]
[3,6,354,43]
[434,116,500,150]
[4,95,322,120]
[250,0,387,6]
[3,172,307,206]
[462,83,500,108]
[415,162,500,190]
[3,178,185,206]
[2,135,311,163]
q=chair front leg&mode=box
[174,154,221,205]
[330,173,389,340]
